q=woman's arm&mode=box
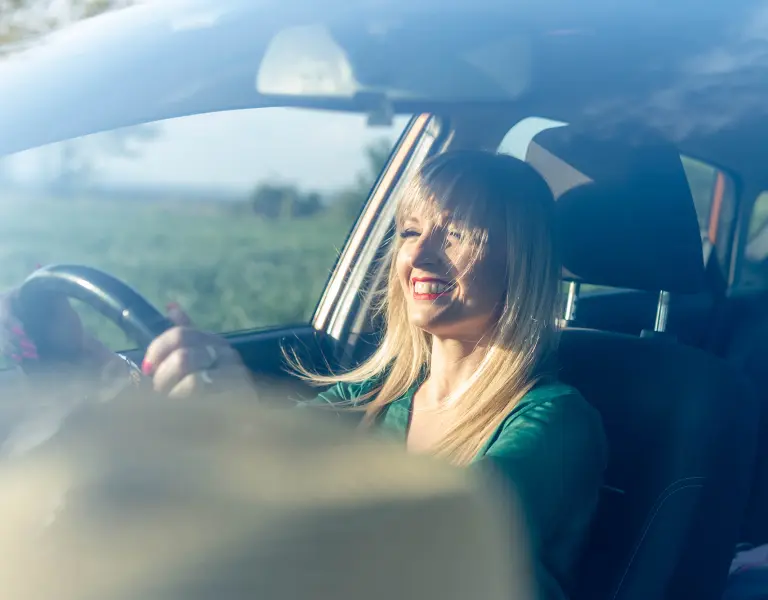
[474,390,608,599]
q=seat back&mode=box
[722,300,768,547]
[560,330,757,600]
[527,125,760,600]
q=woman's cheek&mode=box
[395,247,412,288]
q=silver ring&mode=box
[204,344,219,368]
[198,345,219,386]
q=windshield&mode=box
[0,106,410,353]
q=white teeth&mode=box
[414,281,449,295]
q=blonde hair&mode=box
[294,150,561,465]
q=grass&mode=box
[0,194,356,351]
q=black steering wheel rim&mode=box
[17,264,175,350]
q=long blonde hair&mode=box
[295,150,561,465]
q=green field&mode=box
[0,195,356,351]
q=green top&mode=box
[309,378,608,600]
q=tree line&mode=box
[250,138,392,220]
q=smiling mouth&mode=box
[412,279,454,300]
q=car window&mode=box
[741,192,768,289]
[0,107,410,350]
[499,118,735,294]
[681,156,737,269]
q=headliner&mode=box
[0,0,766,183]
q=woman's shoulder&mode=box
[519,380,586,407]
[502,379,605,439]
[486,378,608,466]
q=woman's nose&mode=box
[409,232,442,268]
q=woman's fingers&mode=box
[142,302,198,372]
[144,298,246,399]
[154,344,244,397]
[144,325,244,397]
[0,291,39,365]
[166,363,247,399]
[143,326,220,374]
[0,317,39,365]
[151,344,216,394]
[11,288,85,360]
[166,302,192,326]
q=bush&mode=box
[251,183,324,220]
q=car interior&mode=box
[14,110,766,600]
[210,108,768,600]
[5,1,768,598]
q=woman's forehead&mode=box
[399,201,493,233]
[400,192,477,222]
[401,207,455,225]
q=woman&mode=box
[2,150,607,600]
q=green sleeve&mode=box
[299,379,381,408]
[475,387,608,599]
[307,381,356,407]
[296,379,382,428]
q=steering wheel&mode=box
[16,264,175,352]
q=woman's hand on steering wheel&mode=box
[1,271,253,400]
[0,285,112,372]
[142,305,253,399]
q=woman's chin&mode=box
[408,308,440,327]
[408,310,494,343]
[408,312,455,337]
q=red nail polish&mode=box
[10,325,25,337]
[18,338,35,351]
[21,349,38,360]
[141,359,153,376]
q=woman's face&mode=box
[395,206,507,342]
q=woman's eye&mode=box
[447,229,463,240]
[399,229,420,239]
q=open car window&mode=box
[0,107,410,351]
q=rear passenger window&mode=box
[681,156,737,268]
[742,192,768,289]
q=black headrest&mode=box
[526,126,705,294]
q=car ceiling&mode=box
[1,0,767,186]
